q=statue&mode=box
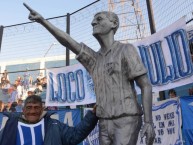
[24,3,155,145]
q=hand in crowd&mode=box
[92,104,97,114]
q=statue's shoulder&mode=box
[116,41,136,51]
[116,41,133,47]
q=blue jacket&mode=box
[0,111,98,145]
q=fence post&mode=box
[146,0,156,34]
[0,26,4,52]
[66,13,70,66]
[146,0,165,100]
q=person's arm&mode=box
[0,128,4,142]
[135,74,155,145]
[23,3,81,55]
[61,110,98,145]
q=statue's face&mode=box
[91,13,114,36]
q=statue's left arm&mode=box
[135,74,155,145]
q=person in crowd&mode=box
[41,77,47,89]
[16,75,22,85]
[0,100,4,112]
[2,104,9,112]
[41,101,46,109]
[9,101,17,112]
[27,90,34,97]
[23,68,30,91]
[29,75,33,86]
[1,70,9,86]
[3,70,9,81]
[188,87,193,95]
[168,89,177,98]
[34,82,43,96]
[24,3,155,145]
[0,76,6,88]
[0,84,9,103]
[0,95,98,145]
[3,80,11,90]
[15,80,23,100]
[15,99,23,112]
[8,84,18,103]
[5,102,13,112]
[37,72,44,83]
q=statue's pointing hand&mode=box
[23,3,44,23]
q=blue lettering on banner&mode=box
[48,72,55,101]
[75,69,85,102]
[48,69,85,103]
[154,137,162,144]
[158,122,165,128]
[157,129,164,135]
[167,127,175,134]
[168,120,175,127]
[155,115,161,121]
[138,29,193,86]
[164,112,174,120]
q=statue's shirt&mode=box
[77,41,147,118]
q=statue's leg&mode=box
[99,119,112,145]
[113,116,142,145]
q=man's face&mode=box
[169,93,176,98]
[15,80,19,85]
[23,103,43,123]
[91,13,115,36]
[18,100,23,105]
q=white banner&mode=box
[137,98,182,145]
[46,64,96,106]
[134,17,193,93]
[82,99,182,145]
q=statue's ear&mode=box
[112,20,118,29]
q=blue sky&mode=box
[0,0,95,26]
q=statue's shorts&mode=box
[99,115,142,145]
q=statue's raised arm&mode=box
[23,3,81,55]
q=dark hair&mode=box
[168,89,176,96]
[11,102,18,107]
[24,95,42,107]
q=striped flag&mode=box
[16,119,44,145]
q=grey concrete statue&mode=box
[24,3,155,145]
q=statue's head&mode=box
[92,11,119,34]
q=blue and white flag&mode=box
[180,96,193,145]
[137,98,183,145]
[16,119,44,145]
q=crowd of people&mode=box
[0,70,48,112]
